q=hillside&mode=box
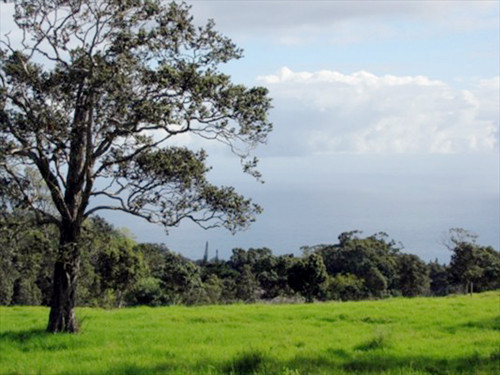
[1,292,498,374]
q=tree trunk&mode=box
[47,221,81,333]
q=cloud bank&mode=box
[259,68,499,155]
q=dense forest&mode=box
[1,212,499,308]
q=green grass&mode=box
[1,292,499,375]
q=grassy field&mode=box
[0,292,498,375]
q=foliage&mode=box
[428,260,450,296]
[0,211,57,305]
[129,277,165,306]
[1,218,499,308]
[234,264,260,302]
[201,274,223,305]
[312,231,400,298]
[326,273,365,301]
[288,253,328,302]
[258,254,296,299]
[227,248,295,301]
[94,235,145,307]
[448,242,500,294]
[396,253,430,297]
[161,250,203,304]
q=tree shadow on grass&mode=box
[2,330,498,374]
[87,350,499,375]
[223,350,271,374]
[92,363,178,375]
[0,328,48,342]
[460,315,500,331]
[288,351,499,375]
[0,328,86,353]
[343,353,498,374]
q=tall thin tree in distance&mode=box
[202,241,209,265]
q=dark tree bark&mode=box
[47,221,81,333]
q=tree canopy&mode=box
[1,0,272,230]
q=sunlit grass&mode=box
[1,291,499,374]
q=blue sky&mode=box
[171,0,500,261]
[1,1,499,261]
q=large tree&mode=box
[0,0,272,332]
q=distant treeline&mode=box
[1,213,499,307]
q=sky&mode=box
[1,1,499,262]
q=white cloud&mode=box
[258,68,499,155]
